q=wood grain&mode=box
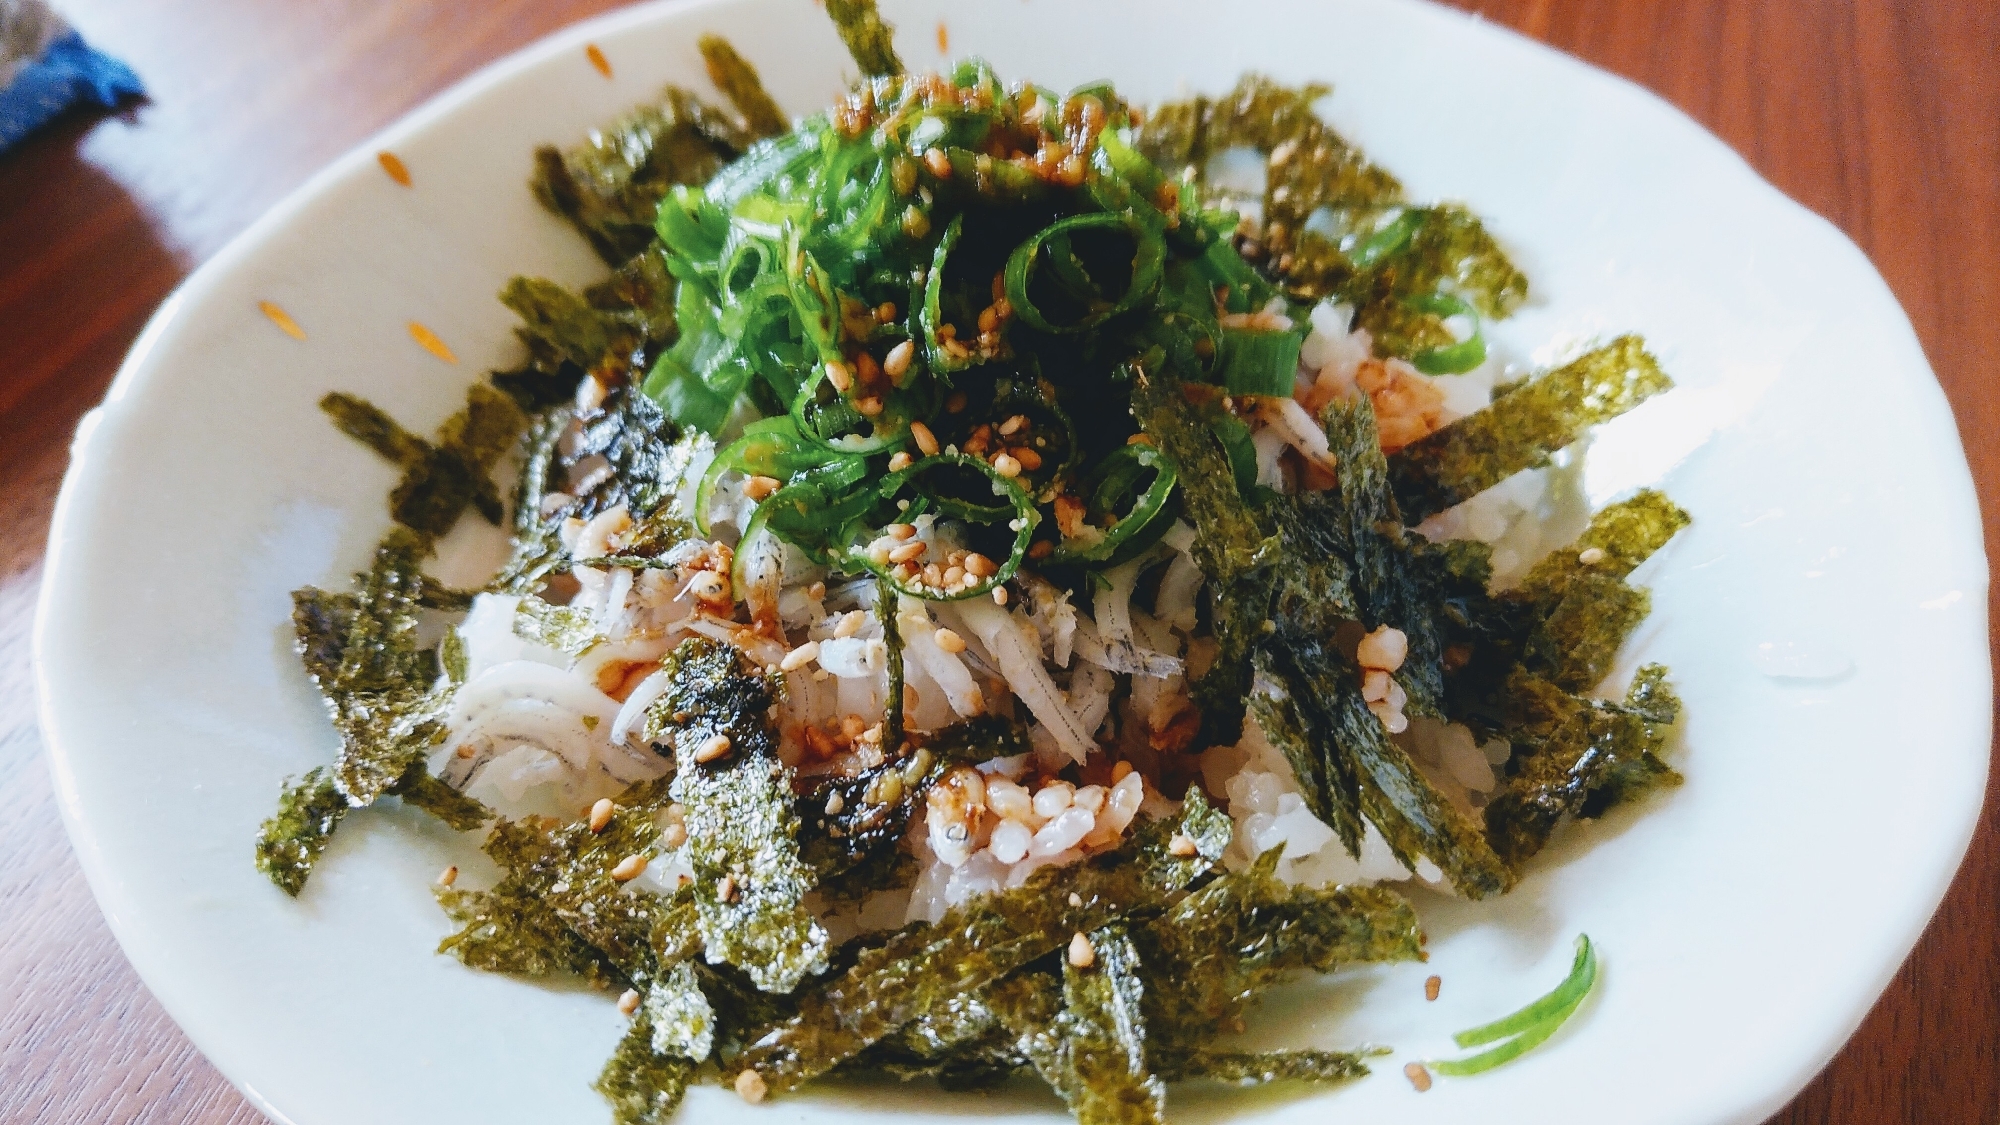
[1,1,1992,1122]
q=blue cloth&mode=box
[0,28,143,153]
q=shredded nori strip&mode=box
[698,35,788,138]
[253,768,348,896]
[513,594,605,657]
[648,637,830,992]
[286,529,453,812]
[993,924,1166,1125]
[732,794,1228,1093]
[320,385,526,542]
[1389,336,1674,524]
[824,0,902,78]
[1159,1048,1380,1085]
[533,87,751,264]
[596,1013,697,1125]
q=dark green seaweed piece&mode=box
[1254,638,1514,898]
[533,87,751,264]
[434,879,612,981]
[648,637,829,992]
[1137,851,1422,1063]
[514,593,605,657]
[501,276,631,376]
[644,960,717,1060]
[253,768,348,896]
[1129,370,1278,744]
[1483,665,1682,864]
[1133,76,1399,218]
[990,924,1165,1125]
[596,1013,697,1125]
[290,529,450,809]
[496,390,702,594]
[699,35,787,138]
[1516,488,1691,605]
[799,716,1031,899]
[1160,1048,1379,1085]
[824,0,902,78]
[320,384,526,541]
[1389,337,1673,524]
[393,767,491,830]
[878,577,906,755]
[731,797,1229,1092]
[476,786,677,983]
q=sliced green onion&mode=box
[846,453,1037,600]
[920,214,976,376]
[1408,292,1487,375]
[1429,934,1597,1077]
[1046,442,1177,565]
[1004,212,1164,335]
[1215,325,1304,397]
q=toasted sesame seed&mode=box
[455,743,477,759]
[824,360,853,392]
[924,148,952,178]
[876,302,899,323]
[611,853,649,882]
[806,581,826,601]
[998,413,1027,436]
[855,396,884,416]
[1578,546,1606,565]
[717,874,736,901]
[735,1069,768,1103]
[661,821,689,848]
[1425,975,1442,1001]
[1404,1062,1432,1092]
[992,587,1009,606]
[884,339,916,380]
[888,451,913,471]
[1010,446,1043,471]
[910,420,940,455]
[834,610,866,638]
[617,988,642,1015]
[1111,760,1134,782]
[742,475,781,500]
[780,641,820,672]
[436,865,458,887]
[886,522,917,540]
[1028,540,1053,560]
[589,798,616,833]
[1168,833,1198,857]
[932,627,967,654]
[889,540,928,564]
[825,791,845,815]
[1067,932,1095,968]
[991,453,1022,478]
[695,733,732,762]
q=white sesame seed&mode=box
[780,641,820,672]
[990,453,1022,478]
[436,865,458,887]
[617,988,642,1015]
[932,627,966,654]
[824,360,853,392]
[1578,546,1606,565]
[910,420,940,456]
[887,451,913,472]
[589,798,615,833]
[1067,932,1095,968]
[695,733,732,762]
[735,1069,768,1103]
[888,540,928,564]
[611,853,648,882]
[834,610,866,638]
[1168,833,1197,857]
[884,339,916,380]
[661,821,688,848]
[886,522,917,540]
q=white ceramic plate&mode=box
[37,1,1990,1123]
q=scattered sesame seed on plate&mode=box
[585,43,613,78]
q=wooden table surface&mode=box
[2,1,1993,1121]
